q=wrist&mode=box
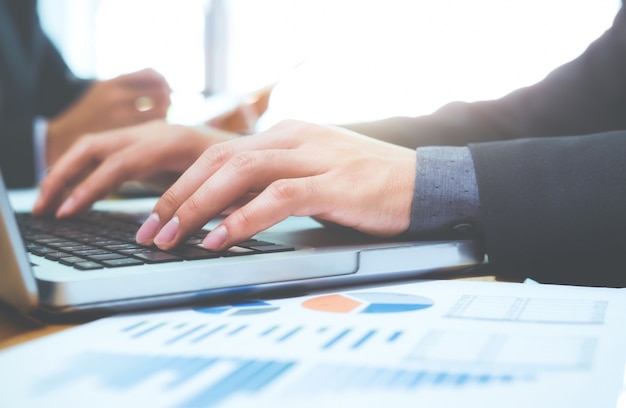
[409,146,482,239]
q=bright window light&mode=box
[40,0,621,126]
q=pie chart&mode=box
[302,292,434,314]
[194,300,279,316]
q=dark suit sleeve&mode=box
[466,6,626,285]
[0,121,37,188]
[470,132,626,286]
[0,4,91,188]
[35,34,91,118]
[346,6,626,285]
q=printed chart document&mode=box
[1,279,625,407]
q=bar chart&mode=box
[121,318,407,352]
[3,279,624,408]
[32,351,523,408]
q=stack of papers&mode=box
[1,279,625,407]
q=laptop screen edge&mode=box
[0,170,40,311]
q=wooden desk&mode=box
[0,302,75,351]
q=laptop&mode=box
[0,170,484,320]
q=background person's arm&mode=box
[343,6,626,148]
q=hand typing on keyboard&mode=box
[19,212,293,271]
[33,121,236,218]
[136,120,415,251]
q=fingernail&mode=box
[136,212,161,245]
[56,196,75,217]
[202,225,228,249]
[154,215,180,246]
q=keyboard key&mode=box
[168,246,221,260]
[74,261,105,271]
[224,246,259,256]
[19,212,290,270]
[88,253,128,261]
[44,251,71,261]
[73,249,109,256]
[100,258,144,268]
[132,251,183,263]
[59,256,90,266]
[248,244,295,253]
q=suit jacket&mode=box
[0,0,90,188]
[348,3,626,286]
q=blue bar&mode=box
[227,324,248,336]
[478,373,492,383]
[179,360,271,407]
[122,320,147,332]
[455,373,470,385]
[165,324,206,345]
[131,322,166,338]
[322,328,351,349]
[260,325,279,337]
[190,324,227,344]
[408,371,427,387]
[352,329,377,349]
[362,303,430,313]
[242,361,295,392]
[177,359,296,407]
[387,330,403,343]
[277,326,302,343]
[434,372,448,384]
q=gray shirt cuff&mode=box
[409,146,482,238]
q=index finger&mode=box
[33,132,133,214]
[33,136,112,215]
[135,127,296,246]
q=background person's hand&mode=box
[135,120,417,251]
[205,85,273,134]
[33,120,236,217]
[45,68,172,166]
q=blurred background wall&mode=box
[38,0,621,127]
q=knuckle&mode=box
[227,152,257,174]
[106,154,132,178]
[201,143,235,168]
[183,194,205,216]
[230,205,256,230]
[158,187,182,211]
[267,179,298,203]
[73,135,95,152]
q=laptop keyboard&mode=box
[17,212,294,271]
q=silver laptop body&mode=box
[0,170,483,319]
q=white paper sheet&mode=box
[1,279,625,408]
